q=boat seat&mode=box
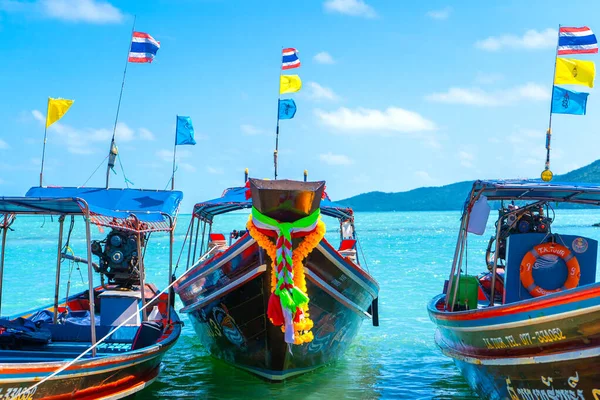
[339,239,357,263]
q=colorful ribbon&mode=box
[250,206,320,344]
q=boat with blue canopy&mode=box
[428,179,600,399]
[174,176,379,381]
[0,186,183,399]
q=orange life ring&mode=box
[520,242,580,297]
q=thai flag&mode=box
[558,26,598,55]
[282,48,300,70]
[128,32,160,63]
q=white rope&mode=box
[19,273,188,397]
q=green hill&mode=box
[337,160,600,211]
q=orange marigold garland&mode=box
[246,212,325,345]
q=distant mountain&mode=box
[337,160,600,212]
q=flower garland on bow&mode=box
[246,206,325,345]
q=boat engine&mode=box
[91,229,142,288]
[486,203,553,269]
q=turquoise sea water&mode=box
[3,210,600,399]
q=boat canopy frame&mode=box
[445,179,600,311]
[0,189,182,356]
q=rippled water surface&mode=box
[4,210,600,399]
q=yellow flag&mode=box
[280,75,302,94]
[46,97,74,128]
[554,58,595,88]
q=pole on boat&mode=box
[135,220,148,322]
[303,169,308,182]
[542,25,561,182]
[106,16,136,189]
[171,116,178,190]
[244,168,249,183]
[274,48,283,180]
[488,213,504,306]
[167,221,174,324]
[53,215,65,324]
[0,216,9,316]
[83,208,97,357]
[39,98,50,187]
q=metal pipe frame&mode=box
[83,205,97,357]
[166,214,174,325]
[53,215,65,324]
[134,216,148,322]
[0,216,9,317]
[185,216,196,270]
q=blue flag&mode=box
[552,86,589,115]
[176,116,196,145]
[278,99,297,120]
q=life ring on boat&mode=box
[520,242,580,297]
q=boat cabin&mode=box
[442,180,600,312]
[0,187,182,362]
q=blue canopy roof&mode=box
[25,187,183,224]
[470,180,600,205]
[193,186,353,222]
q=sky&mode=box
[1,0,600,210]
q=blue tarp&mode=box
[194,186,353,221]
[24,187,183,222]
[470,180,600,204]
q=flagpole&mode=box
[171,116,178,190]
[274,47,283,180]
[105,15,136,189]
[39,97,50,187]
[544,24,561,176]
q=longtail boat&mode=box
[0,187,182,399]
[428,180,600,399]
[174,177,379,381]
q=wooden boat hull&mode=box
[428,283,600,358]
[428,284,600,399]
[175,235,378,381]
[441,340,600,400]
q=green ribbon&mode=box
[250,207,320,240]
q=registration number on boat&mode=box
[483,328,566,349]
[0,387,37,400]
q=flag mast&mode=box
[171,115,178,190]
[39,97,50,187]
[542,25,561,181]
[105,16,136,189]
[274,47,283,180]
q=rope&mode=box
[173,219,193,275]
[80,154,109,188]
[116,154,134,188]
[22,273,187,396]
[355,233,370,273]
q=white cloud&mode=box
[323,0,376,18]
[425,83,550,106]
[475,28,556,51]
[314,51,335,65]
[138,128,155,141]
[315,106,436,134]
[206,166,224,174]
[415,170,435,184]
[426,7,451,20]
[0,139,9,150]
[1,0,124,24]
[240,124,265,136]
[458,151,474,168]
[157,148,192,162]
[319,152,353,165]
[307,82,340,101]
[31,109,149,154]
[40,0,123,23]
